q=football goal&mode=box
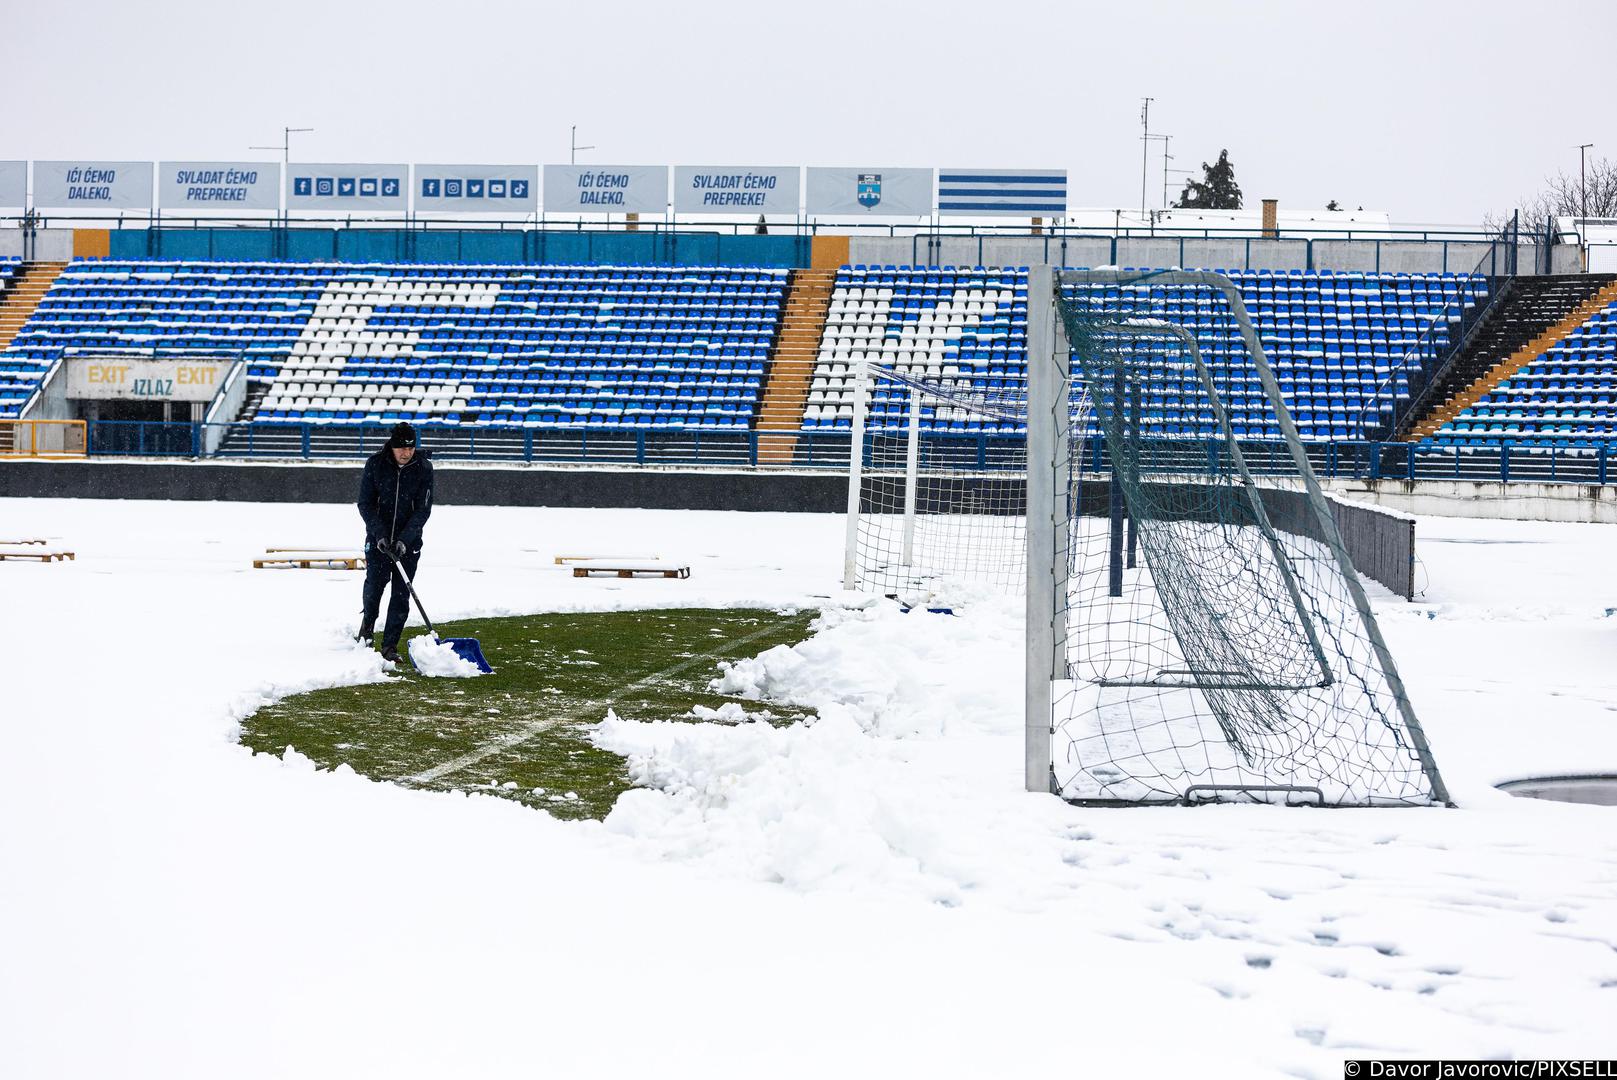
[842,360,1090,604]
[1024,266,1448,807]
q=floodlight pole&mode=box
[250,126,313,170]
[1139,98,1154,221]
[1577,142,1593,269]
[1578,143,1593,225]
[251,126,312,227]
[571,125,596,166]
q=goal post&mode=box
[841,360,1042,602]
[1027,267,1449,806]
[1024,264,1064,792]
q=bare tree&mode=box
[1488,155,1617,232]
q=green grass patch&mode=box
[240,607,817,820]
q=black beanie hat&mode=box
[387,422,417,449]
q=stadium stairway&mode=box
[234,380,273,422]
[1405,274,1617,440]
[755,267,836,463]
[0,262,68,349]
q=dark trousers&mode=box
[362,544,420,648]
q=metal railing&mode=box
[1352,214,1523,441]
[0,210,1556,242]
[79,420,1617,486]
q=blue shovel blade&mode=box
[444,637,493,674]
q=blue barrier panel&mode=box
[718,234,808,268]
[413,231,462,263]
[459,231,524,264]
[535,232,591,264]
[109,229,151,259]
[588,232,661,265]
[672,233,721,266]
[336,230,407,262]
[111,226,820,268]
[152,230,212,260]
[286,229,337,261]
[210,229,277,261]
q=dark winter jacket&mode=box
[358,448,434,552]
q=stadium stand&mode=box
[1430,295,1617,446]
[805,265,1028,434]
[0,261,788,429]
[0,258,31,411]
[19,257,1590,451]
[804,265,1488,441]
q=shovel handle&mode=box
[377,544,436,637]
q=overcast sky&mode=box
[10,0,1612,225]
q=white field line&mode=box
[402,619,798,785]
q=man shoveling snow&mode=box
[355,422,434,664]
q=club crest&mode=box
[857,173,881,209]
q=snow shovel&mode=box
[377,546,494,674]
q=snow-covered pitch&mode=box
[2,495,1615,1077]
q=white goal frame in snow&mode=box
[1024,265,1449,806]
[841,363,1033,599]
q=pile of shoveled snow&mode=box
[590,598,1036,901]
[406,634,485,678]
[707,599,1021,738]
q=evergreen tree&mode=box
[1174,149,1243,210]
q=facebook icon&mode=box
[293,177,312,197]
[421,178,441,198]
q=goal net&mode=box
[842,362,1088,604]
[1027,267,1447,807]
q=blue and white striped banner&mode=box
[938,169,1066,217]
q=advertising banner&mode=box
[542,165,668,214]
[937,169,1067,217]
[673,166,800,215]
[286,163,407,212]
[159,162,280,210]
[415,164,538,213]
[33,161,154,210]
[806,167,932,216]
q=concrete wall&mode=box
[0,229,74,260]
[0,460,850,513]
[1323,477,1617,524]
[24,360,73,420]
[33,230,72,261]
[1551,245,1583,274]
[0,460,1420,597]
